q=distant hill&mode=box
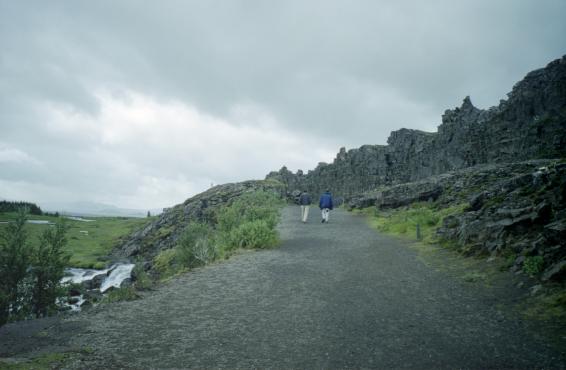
[39,201,162,218]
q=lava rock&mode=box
[541,260,566,282]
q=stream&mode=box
[61,263,135,311]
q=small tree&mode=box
[0,208,31,326]
[147,210,151,218]
[30,220,70,318]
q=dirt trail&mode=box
[1,206,564,369]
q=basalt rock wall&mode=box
[267,56,566,200]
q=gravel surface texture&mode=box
[1,206,564,369]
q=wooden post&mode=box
[416,223,422,240]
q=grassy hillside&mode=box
[0,213,153,268]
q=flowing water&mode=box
[61,263,135,310]
[62,267,110,284]
[100,264,135,293]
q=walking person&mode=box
[299,190,311,223]
[319,189,333,223]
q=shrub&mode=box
[216,190,282,250]
[30,220,71,317]
[0,208,31,325]
[153,248,181,279]
[523,256,545,277]
[132,264,153,290]
[0,209,72,325]
[228,220,278,249]
[217,191,281,234]
[177,222,217,268]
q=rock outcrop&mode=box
[346,159,566,282]
[435,161,566,282]
[267,56,566,200]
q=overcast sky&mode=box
[1,0,565,210]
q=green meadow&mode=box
[0,213,153,269]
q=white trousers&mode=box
[321,208,330,222]
[301,205,310,222]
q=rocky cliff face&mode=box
[435,161,566,282]
[267,56,566,199]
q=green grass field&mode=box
[0,213,154,269]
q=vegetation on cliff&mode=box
[149,190,284,281]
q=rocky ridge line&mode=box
[267,55,566,200]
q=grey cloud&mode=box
[4,1,566,137]
[1,0,565,208]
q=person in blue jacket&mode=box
[319,190,334,223]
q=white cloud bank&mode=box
[2,90,335,209]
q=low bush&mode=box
[523,256,545,277]
[149,190,283,282]
[153,248,182,280]
[228,219,278,249]
[216,190,282,250]
[177,222,217,268]
[132,264,153,291]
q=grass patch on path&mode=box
[357,202,566,353]
[358,202,517,287]
[367,202,467,243]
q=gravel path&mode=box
[2,206,565,369]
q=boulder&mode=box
[120,278,133,288]
[469,191,489,211]
[84,290,103,302]
[348,192,379,209]
[541,260,566,282]
[80,300,92,309]
[82,273,106,290]
[376,181,443,210]
[544,219,566,240]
